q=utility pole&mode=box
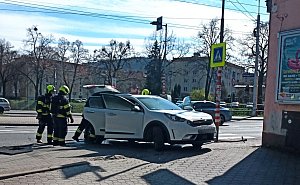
[215,0,225,142]
[252,0,260,116]
[150,17,167,95]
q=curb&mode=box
[0,161,88,180]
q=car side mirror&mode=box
[182,105,194,111]
[132,105,141,112]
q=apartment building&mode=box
[166,54,245,101]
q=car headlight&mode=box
[164,113,186,122]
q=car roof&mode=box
[192,100,214,103]
[83,84,120,95]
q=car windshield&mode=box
[136,96,181,110]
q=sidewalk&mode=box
[0,139,299,184]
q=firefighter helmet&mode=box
[46,84,55,94]
[59,85,70,95]
[141,88,150,95]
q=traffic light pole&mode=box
[215,0,225,142]
[252,0,260,116]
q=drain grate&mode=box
[0,144,33,155]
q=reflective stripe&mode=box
[56,114,66,118]
[58,138,65,142]
[76,128,82,133]
[89,134,95,138]
[37,109,43,113]
[63,104,70,109]
[37,101,44,105]
[47,134,53,138]
[36,133,42,137]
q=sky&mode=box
[0,0,269,57]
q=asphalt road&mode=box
[0,115,263,147]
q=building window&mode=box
[193,71,197,75]
[192,79,197,83]
[184,87,188,91]
[184,79,188,83]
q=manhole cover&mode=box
[0,144,33,155]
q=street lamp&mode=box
[150,16,168,95]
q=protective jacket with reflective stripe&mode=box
[51,93,71,118]
[36,94,52,117]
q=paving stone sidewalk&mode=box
[0,138,299,185]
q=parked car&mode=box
[220,101,227,107]
[82,91,216,151]
[180,99,232,125]
[246,102,253,108]
[230,101,240,108]
[0,97,11,113]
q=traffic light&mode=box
[253,28,257,37]
[156,16,162,31]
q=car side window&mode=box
[88,97,104,109]
[193,102,202,109]
[206,102,216,108]
[103,94,133,111]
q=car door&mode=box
[193,102,215,116]
[102,94,144,139]
[84,96,106,136]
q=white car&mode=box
[83,93,216,151]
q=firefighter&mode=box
[72,117,95,142]
[51,85,74,146]
[36,84,55,144]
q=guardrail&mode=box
[226,103,264,116]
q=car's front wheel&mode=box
[153,126,164,151]
[192,142,203,149]
[220,114,225,125]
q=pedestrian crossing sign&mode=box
[210,42,226,68]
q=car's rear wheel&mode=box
[192,142,203,149]
[94,135,104,144]
[0,107,4,114]
[153,126,164,151]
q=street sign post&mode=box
[210,42,226,142]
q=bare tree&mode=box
[239,22,269,104]
[93,40,134,86]
[144,31,190,95]
[193,18,235,99]
[0,39,18,98]
[22,26,54,100]
[60,40,88,100]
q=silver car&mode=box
[83,93,216,151]
[0,98,11,113]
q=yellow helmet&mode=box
[46,84,55,94]
[59,85,70,95]
[141,88,150,95]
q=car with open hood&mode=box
[82,86,216,151]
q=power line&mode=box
[229,0,255,21]
[171,0,268,16]
[0,1,252,36]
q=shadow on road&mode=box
[54,140,212,164]
[206,147,300,185]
